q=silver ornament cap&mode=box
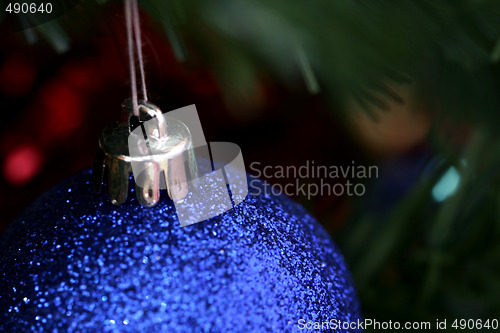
[92,99,197,207]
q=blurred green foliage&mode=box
[10,0,500,123]
[340,129,500,331]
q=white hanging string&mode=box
[131,0,148,103]
[125,0,148,116]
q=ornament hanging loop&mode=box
[139,103,167,138]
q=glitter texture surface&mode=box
[0,170,361,332]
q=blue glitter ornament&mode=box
[0,170,362,332]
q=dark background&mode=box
[1,1,499,331]
[0,4,371,233]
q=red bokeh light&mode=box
[3,144,45,186]
[40,81,85,144]
[0,53,36,97]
